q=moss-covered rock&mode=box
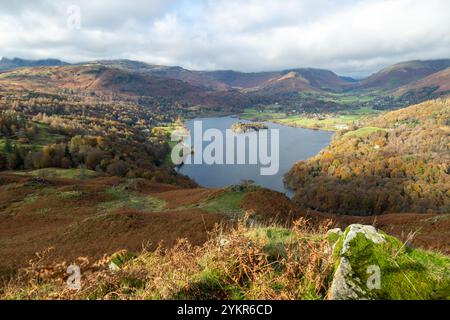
[326,228,343,246]
[330,224,450,300]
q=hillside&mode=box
[102,64,352,94]
[396,67,450,96]
[88,61,354,94]
[0,61,449,300]
[0,57,68,71]
[358,59,450,90]
[2,57,450,94]
[288,68,353,92]
[202,70,276,89]
[0,174,448,300]
[88,58,450,110]
[86,66,206,98]
[206,68,352,94]
[0,80,202,186]
[0,64,260,110]
[246,71,320,94]
[2,57,450,114]
[77,58,450,97]
[285,98,450,215]
[0,64,202,98]
[95,60,230,91]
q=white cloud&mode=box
[1,0,450,76]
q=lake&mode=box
[177,116,333,195]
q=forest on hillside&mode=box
[285,98,450,215]
[0,90,194,187]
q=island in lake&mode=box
[231,121,268,133]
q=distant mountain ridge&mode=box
[1,57,450,101]
[0,57,69,71]
[92,58,450,95]
[63,59,357,94]
[0,63,260,110]
[203,68,353,93]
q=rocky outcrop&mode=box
[329,224,450,300]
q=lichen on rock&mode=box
[326,228,343,246]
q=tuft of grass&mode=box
[97,186,166,212]
[196,190,246,218]
[22,193,40,205]
[57,190,83,200]
[343,126,386,138]
[250,227,296,260]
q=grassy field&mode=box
[240,106,381,131]
[0,122,65,154]
[29,123,66,149]
[198,190,246,216]
[97,186,166,212]
[342,126,387,138]
[240,107,286,120]
[305,92,377,105]
[240,89,383,131]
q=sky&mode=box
[1,0,450,77]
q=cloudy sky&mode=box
[1,0,450,77]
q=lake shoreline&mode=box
[237,113,338,132]
[186,111,338,133]
[177,116,333,196]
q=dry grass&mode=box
[0,217,335,300]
